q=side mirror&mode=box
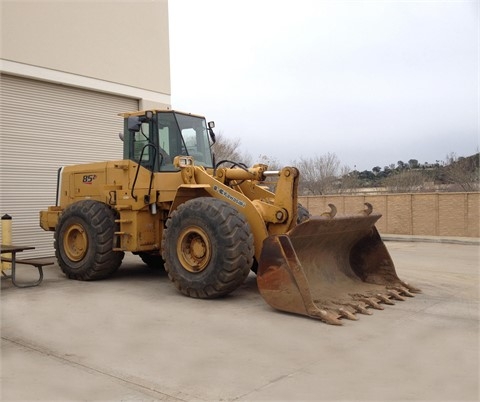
[208,121,216,144]
[127,116,142,132]
[127,111,153,132]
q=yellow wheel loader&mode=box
[40,109,419,325]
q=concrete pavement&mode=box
[1,241,479,401]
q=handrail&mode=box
[131,144,158,202]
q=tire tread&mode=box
[162,197,254,298]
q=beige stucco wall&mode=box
[299,193,480,238]
[1,0,170,104]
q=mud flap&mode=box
[257,204,420,325]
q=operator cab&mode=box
[121,110,215,172]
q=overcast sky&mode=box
[169,0,478,171]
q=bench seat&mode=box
[1,256,56,287]
[2,257,55,267]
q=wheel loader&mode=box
[40,109,419,325]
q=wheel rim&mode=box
[64,223,88,262]
[177,226,211,273]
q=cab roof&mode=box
[118,109,206,119]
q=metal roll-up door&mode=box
[0,74,138,257]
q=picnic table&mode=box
[1,245,54,288]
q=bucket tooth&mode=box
[392,286,415,298]
[312,309,343,326]
[349,303,372,315]
[387,290,406,301]
[337,308,357,321]
[400,281,422,294]
[361,297,384,310]
[376,293,395,305]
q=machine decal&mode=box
[213,185,246,208]
[82,174,97,184]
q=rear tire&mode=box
[297,204,311,223]
[162,197,253,298]
[55,200,124,280]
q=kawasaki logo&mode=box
[213,185,246,208]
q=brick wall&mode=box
[298,192,480,238]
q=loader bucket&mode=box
[257,204,420,325]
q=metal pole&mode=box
[1,214,12,270]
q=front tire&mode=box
[162,197,254,298]
[55,200,124,280]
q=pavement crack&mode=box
[232,368,301,401]
[1,336,189,401]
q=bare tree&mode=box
[381,170,426,192]
[338,166,362,193]
[442,152,480,192]
[293,153,342,195]
[211,132,252,166]
[256,154,281,171]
